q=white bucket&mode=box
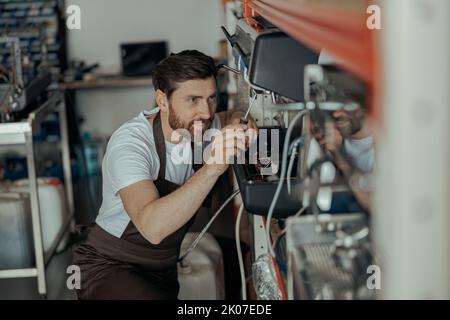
[177,232,225,300]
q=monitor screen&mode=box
[120,41,168,77]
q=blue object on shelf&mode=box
[2,156,28,181]
[43,161,78,183]
[33,112,61,142]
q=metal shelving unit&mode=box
[0,0,66,85]
[0,92,74,297]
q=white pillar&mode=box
[375,0,450,299]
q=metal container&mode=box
[10,177,68,253]
[177,232,225,300]
[0,192,34,269]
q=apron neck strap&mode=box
[153,112,166,180]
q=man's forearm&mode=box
[139,166,220,244]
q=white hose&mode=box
[266,111,308,257]
[179,189,240,261]
[287,148,297,195]
[273,206,308,251]
[287,137,304,195]
[235,204,247,300]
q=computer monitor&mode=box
[120,41,168,77]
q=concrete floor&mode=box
[0,244,77,300]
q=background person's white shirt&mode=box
[343,136,375,174]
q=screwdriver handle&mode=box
[240,117,249,125]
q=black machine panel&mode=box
[249,30,318,101]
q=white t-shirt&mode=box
[96,108,221,237]
[343,136,375,174]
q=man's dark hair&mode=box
[152,50,217,99]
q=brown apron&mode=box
[73,113,211,300]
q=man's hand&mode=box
[311,120,343,153]
[227,110,258,132]
[217,110,258,132]
[227,111,258,149]
[204,123,249,176]
[217,110,258,149]
[324,122,343,152]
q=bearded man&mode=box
[73,50,256,299]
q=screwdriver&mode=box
[217,63,257,124]
[240,91,257,124]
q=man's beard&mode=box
[168,103,212,136]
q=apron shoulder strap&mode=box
[153,112,211,207]
[153,112,166,181]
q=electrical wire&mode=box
[271,206,308,277]
[274,232,287,275]
[266,111,308,258]
[286,137,304,195]
[178,189,240,262]
[235,204,247,300]
[273,206,308,249]
[287,151,297,195]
